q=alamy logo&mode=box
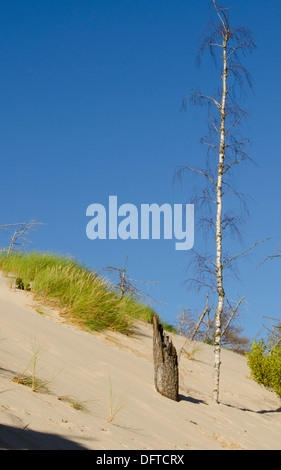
[86,196,194,251]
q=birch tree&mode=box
[179,1,262,402]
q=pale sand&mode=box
[0,272,280,450]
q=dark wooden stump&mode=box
[153,314,179,401]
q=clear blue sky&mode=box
[1,0,280,340]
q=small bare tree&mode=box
[177,294,250,354]
[178,1,267,402]
[0,220,41,255]
[103,256,159,303]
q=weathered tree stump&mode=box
[153,314,179,401]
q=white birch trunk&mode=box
[212,32,229,403]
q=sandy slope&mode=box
[0,273,280,450]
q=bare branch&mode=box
[212,0,229,33]
[222,296,245,338]
[0,223,28,228]
[226,42,252,62]
[257,250,281,267]
[179,165,217,187]
[102,257,159,304]
[1,220,42,256]
[209,42,223,48]
[210,119,220,134]
[200,140,220,151]
[202,191,217,205]
[222,156,248,174]
[222,238,271,270]
[190,293,210,341]
[225,121,239,136]
[189,93,222,111]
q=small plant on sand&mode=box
[183,344,202,361]
[178,335,202,361]
[12,374,50,393]
[106,375,127,423]
[57,395,91,412]
[12,341,52,393]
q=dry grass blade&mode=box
[106,375,127,423]
[57,395,92,412]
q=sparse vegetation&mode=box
[176,303,250,354]
[12,342,51,393]
[0,251,173,335]
[181,342,202,361]
[107,375,127,423]
[246,338,281,399]
[12,374,50,393]
[57,395,91,412]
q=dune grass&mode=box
[106,374,127,423]
[12,340,52,393]
[0,251,174,335]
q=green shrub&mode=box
[246,339,281,398]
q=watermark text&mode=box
[86,196,194,251]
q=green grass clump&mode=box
[0,251,161,334]
[12,374,50,394]
[12,341,52,393]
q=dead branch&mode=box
[257,249,281,267]
[103,256,159,303]
[0,220,42,255]
[190,293,210,341]
[222,238,271,270]
[222,296,245,338]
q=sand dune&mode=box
[0,272,280,450]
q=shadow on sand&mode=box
[178,394,207,405]
[0,424,90,450]
[220,402,281,415]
